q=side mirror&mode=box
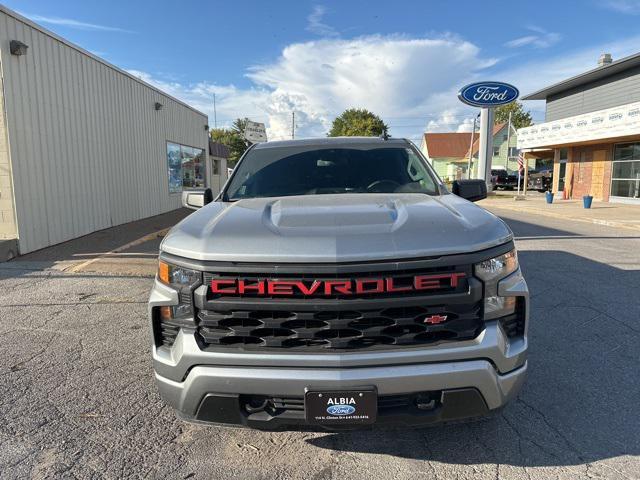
[182,188,214,210]
[452,179,487,202]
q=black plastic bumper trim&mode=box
[187,388,489,431]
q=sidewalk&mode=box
[479,195,640,232]
[3,208,191,275]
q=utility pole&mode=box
[213,93,217,129]
[291,111,295,140]
[467,112,479,179]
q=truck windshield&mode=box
[224,145,440,200]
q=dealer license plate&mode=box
[305,389,377,425]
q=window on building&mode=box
[503,135,508,141]
[559,148,569,161]
[558,148,569,191]
[167,142,205,193]
[611,143,640,199]
[493,146,500,156]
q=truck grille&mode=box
[197,304,481,350]
[194,261,483,351]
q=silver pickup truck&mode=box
[149,137,528,430]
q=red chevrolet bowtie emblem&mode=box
[424,314,448,325]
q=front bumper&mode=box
[157,358,526,429]
[150,267,528,429]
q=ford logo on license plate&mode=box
[306,389,377,425]
[327,405,356,415]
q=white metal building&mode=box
[0,6,215,258]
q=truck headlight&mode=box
[157,260,201,320]
[158,260,200,288]
[474,250,518,282]
[474,250,518,320]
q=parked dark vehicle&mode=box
[490,169,517,190]
[527,168,553,192]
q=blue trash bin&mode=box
[583,195,593,209]
[545,191,554,204]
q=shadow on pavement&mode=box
[12,208,190,264]
[1,208,191,278]
[307,221,640,469]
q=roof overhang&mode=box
[522,51,640,100]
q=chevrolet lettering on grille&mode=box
[210,272,466,297]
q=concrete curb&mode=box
[481,201,640,232]
[67,227,170,273]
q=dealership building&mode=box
[518,52,640,204]
[0,6,223,259]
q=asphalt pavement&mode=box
[0,207,639,479]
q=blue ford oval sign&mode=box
[458,81,519,108]
[327,405,356,416]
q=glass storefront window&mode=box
[611,180,640,198]
[181,146,195,188]
[556,148,568,192]
[612,143,640,199]
[558,161,567,191]
[194,149,205,187]
[612,160,640,179]
[167,143,182,193]
[559,148,568,161]
[166,142,205,193]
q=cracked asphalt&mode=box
[1,208,639,479]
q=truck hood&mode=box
[161,193,512,263]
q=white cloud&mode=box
[128,34,496,141]
[492,34,640,122]
[601,0,640,13]
[126,69,273,129]
[306,5,338,37]
[247,35,497,139]
[425,110,474,134]
[505,26,561,49]
[19,12,132,32]
[126,28,640,142]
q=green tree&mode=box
[210,118,253,166]
[494,101,533,130]
[231,118,250,138]
[328,108,389,137]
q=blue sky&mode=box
[7,0,640,141]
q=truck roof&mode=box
[252,137,410,150]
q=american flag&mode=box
[517,152,525,174]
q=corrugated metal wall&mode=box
[0,8,209,254]
[0,62,17,242]
[546,65,640,122]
